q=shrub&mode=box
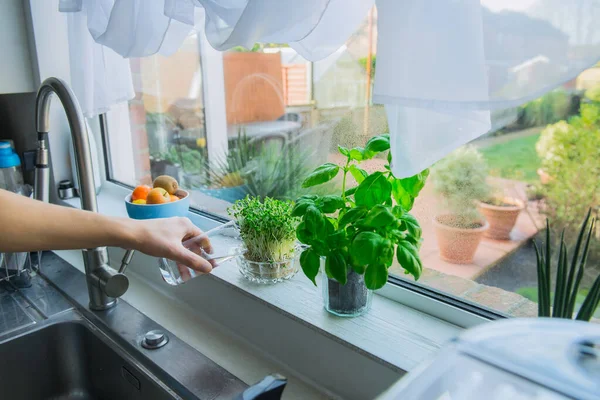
[431,146,490,227]
[519,90,574,127]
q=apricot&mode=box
[170,194,179,202]
[153,175,179,195]
[146,188,171,204]
[132,199,147,205]
[131,185,151,201]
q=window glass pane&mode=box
[107,10,600,321]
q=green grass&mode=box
[479,133,541,183]
[516,286,600,318]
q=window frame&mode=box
[28,0,505,330]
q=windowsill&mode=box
[60,182,463,398]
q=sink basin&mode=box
[1,321,177,400]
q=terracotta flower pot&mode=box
[433,215,489,264]
[477,198,525,240]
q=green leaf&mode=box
[398,169,429,197]
[396,240,423,280]
[354,172,392,207]
[365,263,388,290]
[292,199,315,217]
[360,205,396,228]
[300,249,320,285]
[325,250,348,284]
[345,187,357,197]
[350,231,384,266]
[296,222,313,244]
[400,213,422,239]
[326,230,347,249]
[302,163,340,188]
[378,239,394,267]
[576,273,600,321]
[348,165,368,184]
[318,195,345,213]
[339,207,368,227]
[304,206,323,232]
[365,135,390,154]
[391,179,415,211]
[311,240,330,256]
[349,148,364,161]
[338,145,350,157]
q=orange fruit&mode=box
[146,188,171,204]
[131,185,151,201]
[132,199,147,205]
[170,194,179,202]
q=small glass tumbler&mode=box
[158,221,242,285]
[237,248,299,284]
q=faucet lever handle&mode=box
[94,266,129,299]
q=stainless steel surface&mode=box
[142,329,169,350]
[34,78,128,310]
[119,249,135,274]
[0,252,248,399]
[57,179,76,199]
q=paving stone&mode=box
[507,299,538,317]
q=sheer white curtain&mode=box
[59,0,600,177]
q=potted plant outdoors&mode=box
[294,134,427,317]
[229,196,300,284]
[431,146,490,264]
[533,210,600,321]
[477,185,526,241]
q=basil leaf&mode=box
[296,222,313,244]
[350,231,383,266]
[339,207,368,227]
[338,145,350,157]
[396,240,423,280]
[302,163,340,188]
[365,135,390,154]
[319,195,345,213]
[300,249,320,285]
[348,165,368,184]
[391,178,415,211]
[345,187,357,197]
[361,205,396,228]
[378,239,394,267]
[325,250,348,284]
[400,213,422,239]
[349,147,364,161]
[292,199,315,217]
[311,240,330,256]
[304,206,323,232]
[326,230,347,249]
[365,263,388,290]
[355,172,392,207]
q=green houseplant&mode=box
[533,210,600,321]
[431,146,490,264]
[229,196,300,283]
[293,134,427,317]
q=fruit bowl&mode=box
[125,189,190,220]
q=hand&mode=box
[128,217,214,274]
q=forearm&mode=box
[0,190,136,252]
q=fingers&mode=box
[183,233,213,254]
[172,244,213,273]
[177,263,192,282]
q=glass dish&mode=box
[237,247,299,284]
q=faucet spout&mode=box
[34,77,128,310]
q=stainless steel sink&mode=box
[0,252,262,400]
[1,318,177,400]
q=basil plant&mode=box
[293,134,428,290]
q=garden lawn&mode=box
[479,133,541,183]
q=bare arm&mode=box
[0,189,213,273]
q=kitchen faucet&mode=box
[34,77,129,310]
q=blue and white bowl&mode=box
[125,189,190,220]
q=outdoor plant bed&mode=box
[229,196,299,284]
[433,215,489,264]
[323,267,372,317]
[478,197,525,240]
[294,134,427,317]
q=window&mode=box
[104,9,600,323]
